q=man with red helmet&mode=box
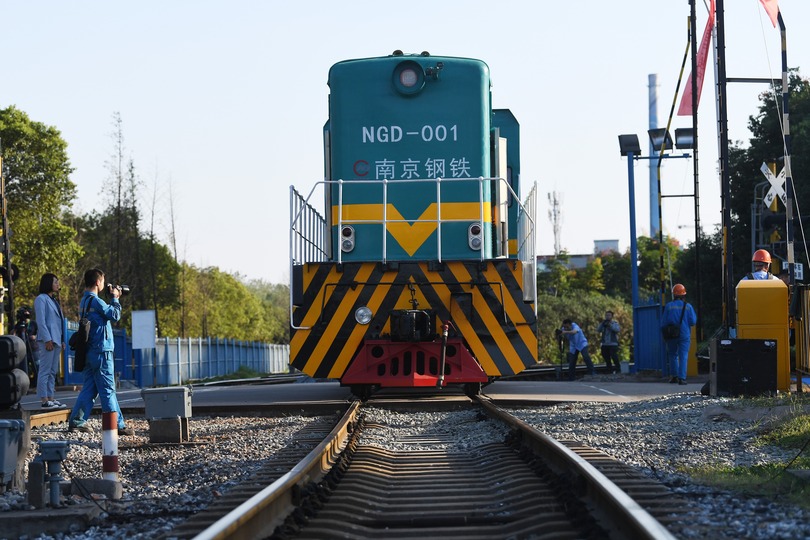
[660,283,697,385]
[743,249,779,280]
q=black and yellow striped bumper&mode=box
[291,260,537,379]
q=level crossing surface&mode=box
[17,376,710,414]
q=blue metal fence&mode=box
[63,323,290,388]
[634,296,670,376]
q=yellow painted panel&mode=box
[332,202,493,256]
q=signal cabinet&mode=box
[736,279,790,391]
[710,339,777,397]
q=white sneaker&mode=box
[41,401,57,409]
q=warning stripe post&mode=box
[101,412,120,481]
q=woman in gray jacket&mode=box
[34,273,66,409]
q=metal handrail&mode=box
[289,177,538,327]
[291,177,535,264]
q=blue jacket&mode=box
[79,291,121,352]
[660,299,697,340]
[742,270,779,280]
[34,293,65,346]
[596,319,620,346]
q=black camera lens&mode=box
[107,284,131,296]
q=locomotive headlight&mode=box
[393,60,425,95]
[341,225,355,252]
[400,68,418,87]
[354,306,373,325]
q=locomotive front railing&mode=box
[289,177,537,318]
[290,176,536,264]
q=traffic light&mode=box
[0,335,29,410]
[0,264,18,283]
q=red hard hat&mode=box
[752,249,772,263]
[672,283,686,296]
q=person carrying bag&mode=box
[660,283,697,385]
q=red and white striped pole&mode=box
[102,412,120,481]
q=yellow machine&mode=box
[736,279,790,392]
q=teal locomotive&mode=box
[290,51,537,398]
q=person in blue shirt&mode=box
[660,283,698,385]
[67,268,134,436]
[560,319,595,381]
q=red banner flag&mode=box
[760,0,779,27]
[678,0,716,116]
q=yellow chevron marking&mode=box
[422,264,500,375]
[299,263,376,376]
[482,263,538,364]
[328,275,392,378]
[332,203,492,256]
[447,263,522,374]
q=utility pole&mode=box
[0,141,14,332]
[548,191,562,255]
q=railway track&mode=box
[179,397,688,540]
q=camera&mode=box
[16,306,31,321]
[106,284,131,296]
[554,328,565,352]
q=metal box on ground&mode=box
[0,419,25,489]
[710,339,777,397]
[736,279,790,391]
[141,387,192,419]
[141,387,192,444]
[149,417,190,444]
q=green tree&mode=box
[160,265,271,341]
[0,106,83,322]
[244,279,291,344]
[536,251,571,297]
[571,256,605,292]
[601,250,631,302]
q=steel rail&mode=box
[193,400,361,540]
[475,397,676,540]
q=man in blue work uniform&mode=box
[560,319,595,381]
[68,268,133,436]
[660,283,698,385]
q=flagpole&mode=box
[777,11,794,289]
[715,0,734,332]
[690,0,703,342]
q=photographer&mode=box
[67,268,134,436]
[13,306,38,387]
[596,311,621,374]
[560,319,595,381]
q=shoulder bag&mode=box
[661,303,687,341]
[68,296,92,371]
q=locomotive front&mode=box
[290,51,537,398]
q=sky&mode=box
[1,0,808,285]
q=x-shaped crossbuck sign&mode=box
[761,162,787,208]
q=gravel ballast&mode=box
[1,392,810,539]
